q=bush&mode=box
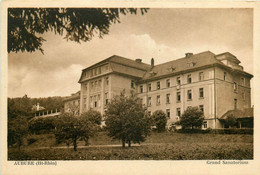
[211,128,253,135]
[176,128,211,134]
[176,128,253,135]
[151,110,167,132]
[179,106,204,130]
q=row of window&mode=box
[139,72,204,93]
[83,93,109,110]
[83,65,110,79]
[148,105,204,119]
[223,72,246,87]
[85,77,109,91]
[146,88,204,106]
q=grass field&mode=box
[8,132,253,160]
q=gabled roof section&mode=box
[82,55,150,71]
[109,55,150,71]
[216,52,241,64]
[142,51,221,80]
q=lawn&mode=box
[8,132,253,160]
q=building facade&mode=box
[63,91,80,116]
[77,51,253,129]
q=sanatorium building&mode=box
[64,51,253,129]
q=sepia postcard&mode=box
[1,0,260,175]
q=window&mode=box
[91,82,94,88]
[148,97,152,106]
[156,95,160,105]
[187,90,192,100]
[83,98,87,109]
[176,108,181,117]
[177,77,181,85]
[157,81,160,90]
[234,82,238,93]
[90,70,93,77]
[166,109,170,119]
[199,72,204,81]
[203,121,207,129]
[131,80,135,88]
[177,91,181,102]
[98,67,101,74]
[94,68,97,75]
[105,93,109,105]
[166,79,170,88]
[241,77,245,86]
[199,88,204,98]
[94,96,97,107]
[224,72,227,80]
[148,84,152,91]
[90,96,93,108]
[199,105,204,113]
[166,94,171,104]
[234,99,237,109]
[106,77,109,85]
[242,92,245,100]
[187,74,192,84]
[85,84,88,90]
[140,85,143,93]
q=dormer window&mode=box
[187,62,196,68]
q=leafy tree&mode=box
[224,114,237,128]
[8,8,148,54]
[81,109,102,125]
[151,110,167,132]
[105,91,151,148]
[8,116,29,151]
[28,117,56,134]
[54,112,98,151]
[179,106,204,130]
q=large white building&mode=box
[73,51,253,129]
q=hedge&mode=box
[176,128,253,135]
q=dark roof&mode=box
[216,52,241,64]
[142,51,221,80]
[63,91,80,102]
[220,108,254,119]
[82,55,150,71]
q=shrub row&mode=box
[176,128,253,135]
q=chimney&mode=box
[36,103,40,111]
[151,58,154,67]
[185,53,193,58]
[135,58,142,63]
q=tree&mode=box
[151,110,167,132]
[54,112,98,151]
[28,117,56,134]
[105,91,151,148]
[81,109,102,125]
[224,114,237,128]
[8,116,29,151]
[179,106,204,130]
[8,8,148,54]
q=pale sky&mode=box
[8,8,253,98]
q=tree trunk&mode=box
[73,139,77,151]
[122,139,125,148]
[128,140,131,147]
[17,139,21,152]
